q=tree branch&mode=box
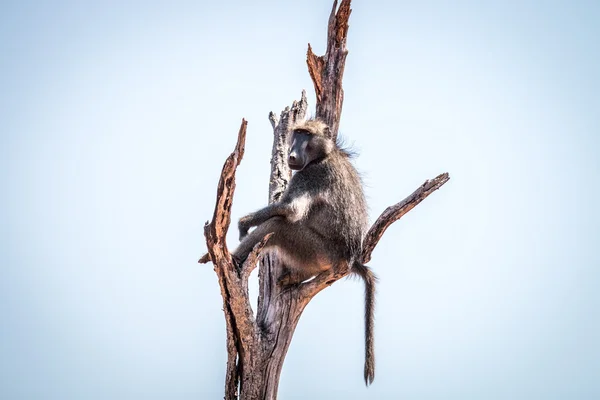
[203,119,247,268]
[201,119,263,399]
[268,90,308,204]
[241,233,273,283]
[199,1,450,398]
[301,173,450,298]
[306,0,352,137]
[362,172,450,264]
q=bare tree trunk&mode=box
[199,1,450,398]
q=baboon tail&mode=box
[352,261,377,386]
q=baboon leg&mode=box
[234,217,336,284]
[272,225,336,285]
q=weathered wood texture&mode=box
[307,0,352,138]
[199,1,449,398]
[267,91,308,204]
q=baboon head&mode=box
[288,119,335,171]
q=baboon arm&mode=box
[238,195,315,240]
[239,203,290,227]
[238,193,315,240]
[238,203,293,239]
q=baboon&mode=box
[233,118,377,385]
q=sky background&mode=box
[1,0,599,399]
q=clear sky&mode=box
[1,0,599,399]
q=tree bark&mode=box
[199,1,450,398]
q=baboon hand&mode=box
[238,218,250,241]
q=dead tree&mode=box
[199,1,449,398]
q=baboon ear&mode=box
[323,125,332,138]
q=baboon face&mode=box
[288,130,332,170]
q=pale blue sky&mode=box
[1,1,599,399]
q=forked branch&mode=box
[200,0,450,398]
